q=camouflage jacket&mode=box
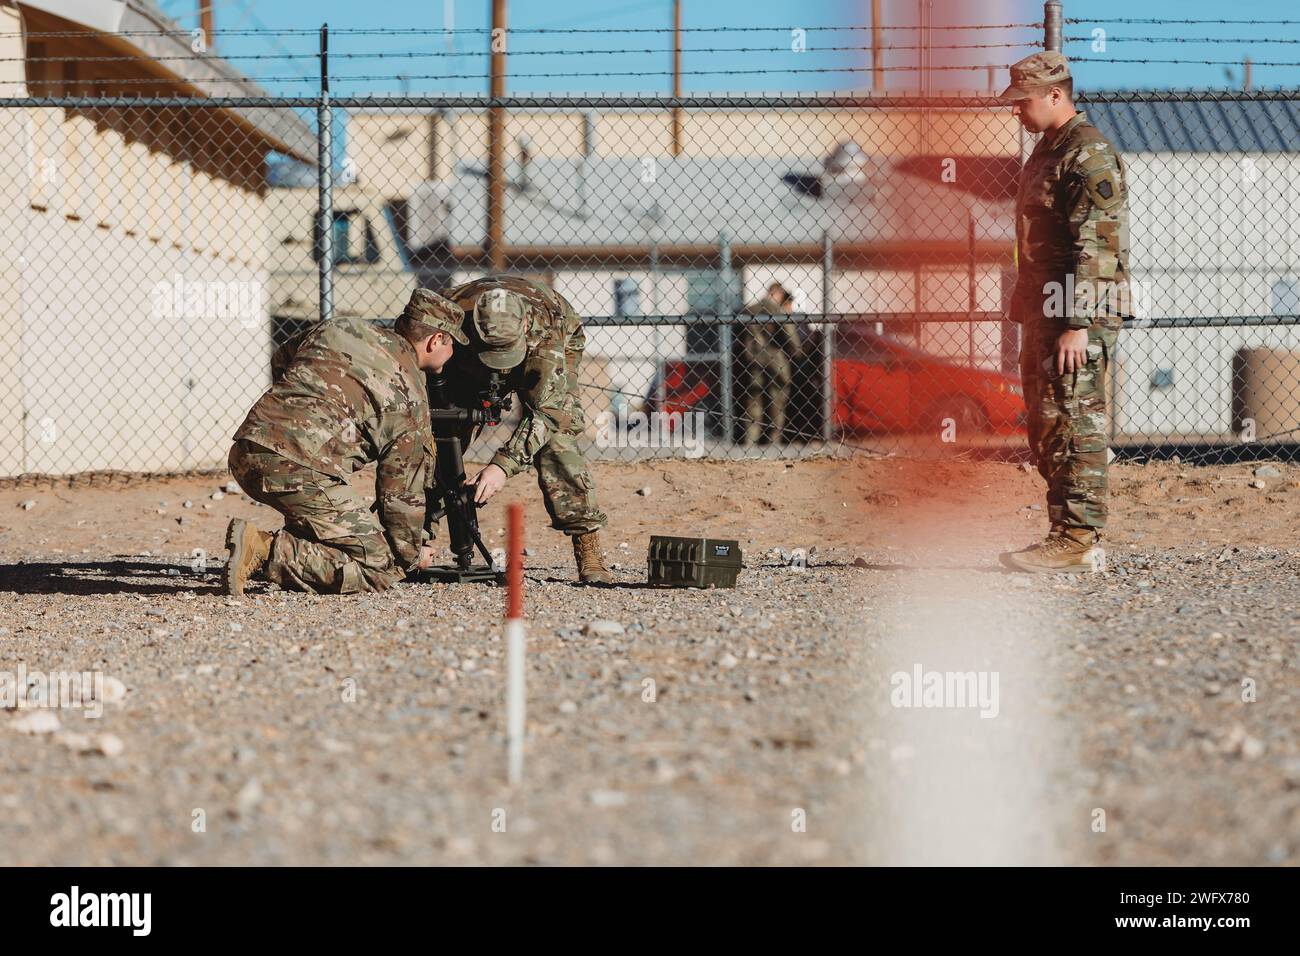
[740,298,801,355]
[234,318,433,570]
[1014,111,1130,331]
[442,276,586,480]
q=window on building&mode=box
[313,210,380,267]
[614,277,641,317]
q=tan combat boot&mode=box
[223,518,273,596]
[572,531,613,585]
[999,527,1105,574]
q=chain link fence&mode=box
[3,86,1300,475]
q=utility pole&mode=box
[199,2,214,48]
[917,0,930,96]
[871,0,882,91]
[671,0,682,155]
[1244,55,1253,90]
[486,0,507,273]
[918,0,931,151]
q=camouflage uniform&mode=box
[738,297,802,445]
[1012,91,1130,532]
[229,317,435,593]
[441,276,608,536]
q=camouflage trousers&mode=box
[740,350,792,445]
[533,431,608,536]
[228,439,402,594]
[1018,322,1118,531]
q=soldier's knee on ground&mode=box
[265,529,399,594]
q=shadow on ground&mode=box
[0,560,221,596]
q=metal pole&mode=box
[651,239,664,411]
[871,0,883,91]
[968,210,976,368]
[1044,1,1063,53]
[486,0,507,273]
[821,230,834,443]
[719,230,734,444]
[316,23,333,323]
[671,0,682,155]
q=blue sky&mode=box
[161,0,1300,96]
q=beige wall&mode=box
[18,217,270,473]
[0,7,26,475]
[0,8,277,476]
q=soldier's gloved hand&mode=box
[465,463,507,505]
[1055,328,1090,375]
[416,544,438,570]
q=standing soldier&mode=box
[998,51,1130,573]
[439,275,612,585]
[222,290,468,595]
[739,282,803,446]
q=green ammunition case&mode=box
[647,535,743,588]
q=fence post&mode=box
[1044,1,1063,53]
[316,23,334,323]
[719,230,734,445]
[822,230,835,443]
[968,209,977,368]
[651,239,665,412]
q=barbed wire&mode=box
[1066,35,1300,45]
[0,23,1042,40]
[2,40,1043,67]
[6,63,1028,88]
[1071,56,1300,68]
[1065,17,1300,26]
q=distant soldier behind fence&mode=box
[439,275,612,585]
[222,290,467,595]
[998,51,1130,574]
[739,282,804,447]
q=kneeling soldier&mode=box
[440,275,612,585]
[222,290,467,595]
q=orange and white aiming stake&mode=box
[505,503,525,786]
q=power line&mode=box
[231,0,314,81]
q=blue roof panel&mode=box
[1084,99,1300,153]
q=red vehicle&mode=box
[831,324,1026,436]
[646,323,1026,441]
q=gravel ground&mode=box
[1,456,1297,865]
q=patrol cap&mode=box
[471,287,529,370]
[400,288,469,345]
[1000,51,1071,100]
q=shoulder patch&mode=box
[1085,167,1123,210]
